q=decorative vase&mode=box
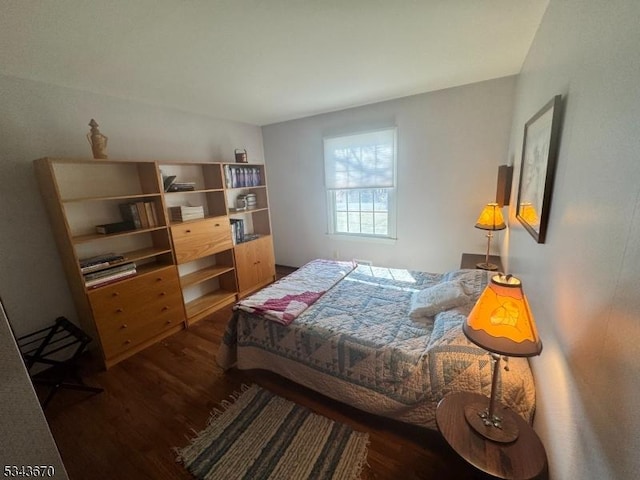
[87,119,108,159]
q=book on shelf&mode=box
[144,202,156,228]
[223,165,233,188]
[85,268,137,289]
[95,221,135,235]
[230,218,244,245]
[79,253,126,272]
[83,262,136,281]
[119,201,159,229]
[119,203,142,229]
[135,202,150,229]
[84,262,136,287]
[149,202,160,227]
[169,205,204,222]
[228,166,261,188]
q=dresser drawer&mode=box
[92,287,183,333]
[89,266,181,317]
[98,310,182,359]
[171,216,232,263]
[88,266,184,358]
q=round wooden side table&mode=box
[436,392,548,480]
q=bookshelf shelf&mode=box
[78,247,173,280]
[164,188,225,195]
[72,226,168,244]
[180,265,235,289]
[228,206,269,215]
[225,185,267,192]
[184,289,236,319]
[61,193,162,204]
[121,246,173,263]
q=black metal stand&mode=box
[16,316,103,409]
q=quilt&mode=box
[234,259,355,325]
[217,262,536,430]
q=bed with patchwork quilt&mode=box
[217,259,536,430]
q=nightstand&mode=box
[436,392,548,480]
[460,253,504,272]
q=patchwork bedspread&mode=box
[234,259,355,325]
[217,262,536,429]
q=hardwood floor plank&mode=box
[42,273,486,479]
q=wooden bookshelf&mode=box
[35,157,276,366]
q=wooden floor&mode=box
[42,268,486,480]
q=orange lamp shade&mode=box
[475,203,506,231]
[463,274,542,357]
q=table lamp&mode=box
[462,274,542,443]
[474,203,506,271]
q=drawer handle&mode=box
[185,229,191,233]
[215,223,220,227]
[156,277,163,282]
[165,320,172,325]
[160,291,167,296]
[120,324,128,329]
[124,340,131,345]
[116,308,124,313]
[111,292,119,297]
[162,306,169,311]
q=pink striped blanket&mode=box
[234,259,355,325]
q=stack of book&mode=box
[79,253,126,274]
[119,202,160,229]
[230,218,245,245]
[169,205,204,222]
[83,261,137,289]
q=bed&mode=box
[217,259,536,430]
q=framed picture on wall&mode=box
[516,95,563,243]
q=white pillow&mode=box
[410,280,471,318]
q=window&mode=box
[324,128,397,239]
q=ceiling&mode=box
[1,1,549,126]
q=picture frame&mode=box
[515,95,563,243]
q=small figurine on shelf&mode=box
[235,148,248,163]
[87,119,108,159]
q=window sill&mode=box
[325,233,397,245]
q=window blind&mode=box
[324,128,396,190]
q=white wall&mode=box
[504,1,640,478]
[0,74,264,336]
[0,299,68,478]
[263,77,516,272]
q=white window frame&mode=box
[324,128,397,240]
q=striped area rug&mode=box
[176,384,369,480]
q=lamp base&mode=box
[464,402,519,443]
[476,262,499,271]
